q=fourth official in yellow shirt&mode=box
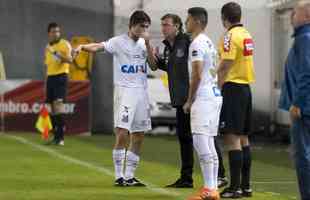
[218,24,255,84]
[217,2,255,198]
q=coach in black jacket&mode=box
[150,13,194,188]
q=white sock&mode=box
[193,134,217,190]
[112,149,126,180]
[210,139,219,189]
[213,154,219,189]
[200,153,215,189]
[125,151,140,180]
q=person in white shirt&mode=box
[74,10,156,187]
[183,7,222,200]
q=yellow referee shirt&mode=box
[219,24,255,84]
[45,39,71,76]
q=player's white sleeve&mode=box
[190,41,204,62]
[101,37,117,54]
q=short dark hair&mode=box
[221,2,242,24]
[129,10,151,27]
[188,7,208,28]
[47,22,60,33]
[161,13,183,33]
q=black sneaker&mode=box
[126,178,146,187]
[165,178,193,188]
[114,177,126,186]
[220,187,243,198]
[242,188,253,197]
[218,177,229,188]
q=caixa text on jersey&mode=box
[121,64,147,74]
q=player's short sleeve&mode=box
[190,41,204,62]
[220,32,237,60]
[101,37,118,54]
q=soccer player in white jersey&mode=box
[183,7,222,200]
[74,11,155,187]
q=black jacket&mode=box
[156,33,191,107]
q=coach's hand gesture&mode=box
[183,100,192,114]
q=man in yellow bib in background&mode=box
[44,22,72,146]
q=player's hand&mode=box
[217,78,225,89]
[141,31,151,43]
[289,105,301,120]
[71,48,77,59]
[73,45,83,55]
[183,100,192,114]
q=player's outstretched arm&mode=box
[75,43,105,53]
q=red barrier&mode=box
[0,80,90,134]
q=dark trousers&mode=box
[176,106,193,181]
[215,137,226,178]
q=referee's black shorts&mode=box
[46,73,68,103]
[219,82,252,135]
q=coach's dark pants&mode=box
[176,106,193,181]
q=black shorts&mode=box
[219,82,252,135]
[46,73,68,103]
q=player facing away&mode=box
[74,11,154,187]
[183,7,222,200]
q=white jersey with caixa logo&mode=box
[188,33,222,136]
[102,33,148,88]
[102,33,151,133]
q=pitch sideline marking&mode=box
[4,134,181,198]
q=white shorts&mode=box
[114,86,152,133]
[191,97,222,136]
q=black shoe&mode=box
[242,188,253,197]
[165,178,193,188]
[218,177,229,188]
[220,187,243,198]
[126,178,146,187]
[114,177,126,186]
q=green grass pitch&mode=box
[0,133,299,200]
